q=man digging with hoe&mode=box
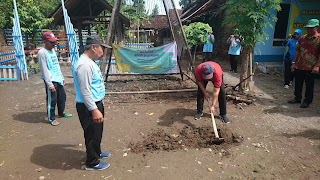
[194,62,230,124]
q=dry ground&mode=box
[0,58,319,180]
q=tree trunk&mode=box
[25,33,30,50]
[193,45,197,64]
[239,47,251,92]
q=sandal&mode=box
[57,113,73,118]
[49,120,60,126]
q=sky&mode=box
[127,0,182,15]
[146,0,182,15]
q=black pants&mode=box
[230,55,239,72]
[284,60,294,85]
[294,69,315,104]
[45,82,66,121]
[76,101,104,167]
[203,52,212,62]
[197,78,227,116]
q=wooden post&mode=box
[137,0,140,44]
[162,0,184,81]
[8,66,12,81]
[100,0,121,75]
[77,21,84,54]
[145,33,147,43]
[249,49,253,81]
[88,0,92,36]
[162,0,176,42]
[137,24,140,44]
[104,0,122,82]
[169,0,196,78]
[20,69,24,80]
[3,68,7,79]
[13,68,17,79]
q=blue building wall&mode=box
[254,0,291,62]
[254,0,320,62]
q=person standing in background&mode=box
[283,29,302,89]
[38,31,72,126]
[227,34,241,73]
[288,19,320,108]
[203,32,215,62]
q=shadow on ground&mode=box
[262,104,320,118]
[12,112,47,124]
[31,144,85,170]
[282,129,320,140]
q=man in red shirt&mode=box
[288,19,320,108]
[194,62,230,123]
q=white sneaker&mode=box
[289,81,293,86]
[284,85,289,89]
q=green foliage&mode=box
[18,1,53,47]
[179,0,196,8]
[28,63,40,71]
[151,4,159,16]
[183,22,213,48]
[121,0,149,29]
[96,0,149,39]
[132,0,146,14]
[35,0,61,17]
[0,0,56,48]
[0,0,14,29]
[0,0,59,29]
[222,0,281,48]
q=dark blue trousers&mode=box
[76,101,104,167]
[294,69,315,104]
[197,78,227,116]
[45,81,66,121]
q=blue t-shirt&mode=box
[285,39,299,61]
[40,49,63,85]
[203,34,214,52]
[228,44,241,55]
[73,54,105,111]
[284,29,302,61]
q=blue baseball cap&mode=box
[201,63,214,79]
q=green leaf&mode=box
[183,22,213,48]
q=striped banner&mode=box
[12,0,28,80]
[61,0,79,68]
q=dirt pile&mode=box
[131,125,243,153]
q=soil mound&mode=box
[131,125,243,153]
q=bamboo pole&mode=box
[100,0,121,75]
[162,0,184,81]
[105,0,121,82]
[106,89,197,95]
[249,49,253,82]
[169,0,196,79]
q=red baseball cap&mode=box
[42,32,58,42]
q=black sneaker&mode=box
[194,113,203,120]
[288,99,301,104]
[219,115,230,124]
[300,103,309,108]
